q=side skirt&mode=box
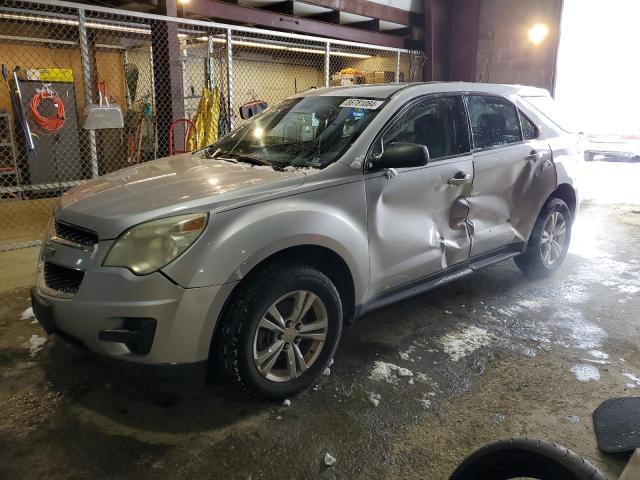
[355,242,526,318]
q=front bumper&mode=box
[31,286,208,390]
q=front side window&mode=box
[379,96,469,161]
[206,96,384,169]
[466,95,523,149]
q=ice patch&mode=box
[439,325,493,361]
[571,364,600,382]
[20,307,34,320]
[369,361,413,384]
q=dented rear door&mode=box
[365,95,473,296]
[464,94,553,257]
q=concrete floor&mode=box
[1,166,639,479]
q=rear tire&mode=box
[515,198,572,279]
[449,437,607,480]
[217,263,342,401]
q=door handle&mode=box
[525,150,544,162]
[447,172,472,186]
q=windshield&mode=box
[206,96,385,169]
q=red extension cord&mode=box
[29,90,65,132]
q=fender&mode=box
[161,181,370,304]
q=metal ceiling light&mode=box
[528,23,550,45]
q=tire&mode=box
[449,437,607,480]
[217,263,343,400]
[515,198,572,279]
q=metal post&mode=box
[149,44,156,108]
[324,42,330,88]
[78,9,99,179]
[207,35,215,91]
[226,28,234,131]
[395,51,401,83]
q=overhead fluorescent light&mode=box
[0,12,372,58]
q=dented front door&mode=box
[364,95,473,296]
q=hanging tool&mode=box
[3,65,35,151]
[83,80,124,129]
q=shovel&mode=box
[83,80,123,129]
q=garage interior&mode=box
[1,0,639,478]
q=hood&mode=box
[58,153,306,238]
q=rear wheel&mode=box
[515,198,572,278]
[218,264,342,400]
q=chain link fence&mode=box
[0,0,425,250]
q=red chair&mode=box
[168,118,198,156]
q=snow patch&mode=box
[324,453,336,466]
[518,299,544,310]
[571,364,600,382]
[20,307,34,320]
[439,325,493,361]
[369,361,413,384]
[617,284,640,294]
[25,334,47,357]
[588,350,609,360]
[623,373,640,386]
[368,392,381,407]
[282,399,291,407]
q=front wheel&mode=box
[218,264,343,400]
[515,198,572,278]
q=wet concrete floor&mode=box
[1,201,639,479]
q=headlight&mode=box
[103,212,208,275]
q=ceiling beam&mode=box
[306,10,340,24]
[348,18,379,32]
[183,0,406,48]
[298,0,423,27]
[261,1,294,15]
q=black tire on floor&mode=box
[217,263,342,401]
[515,197,572,278]
[449,437,607,480]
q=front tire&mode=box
[515,198,572,279]
[218,264,343,400]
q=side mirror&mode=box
[372,142,429,170]
[239,100,268,119]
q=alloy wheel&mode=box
[252,290,328,382]
[540,210,567,267]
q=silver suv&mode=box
[32,83,580,399]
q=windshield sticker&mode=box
[339,99,384,110]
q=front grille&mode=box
[54,219,99,247]
[43,262,85,295]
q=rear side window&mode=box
[519,111,538,140]
[466,95,523,149]
[381,96,470,160]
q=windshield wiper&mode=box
[222,154,284,171]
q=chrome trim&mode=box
[50,235,94,252]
